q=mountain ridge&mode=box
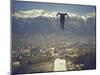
[12,9,96,21]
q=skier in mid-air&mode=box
[56,13,69,30]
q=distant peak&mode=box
[12,9,96,21]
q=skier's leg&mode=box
[60,18,63,29]
[62,19,64,30]
[61,22,64,29]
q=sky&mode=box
[11,0,96,15]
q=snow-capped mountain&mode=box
[12,9,57,18]
[12,9,96,36]
[12,9,96,20]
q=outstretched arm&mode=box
[65,13,70,18]
[56,13,60,16]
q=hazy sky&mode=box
[11,0,96,15]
